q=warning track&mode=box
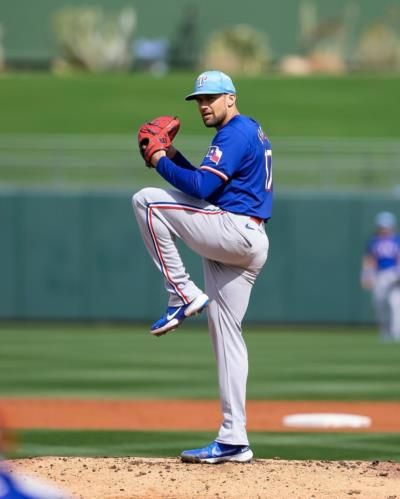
[1,399,400,432]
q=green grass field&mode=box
[1,72,399,137]
[1,325,399,461]
[1,325,399,400]
[13,430,400,462]
[1,72,399,189]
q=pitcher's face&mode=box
[195,94,237,129]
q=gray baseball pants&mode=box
[132,187,269,445]
[372,269,400,341]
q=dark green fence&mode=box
[1,188,398,323]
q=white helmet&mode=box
[375,211,397,229]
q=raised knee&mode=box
[132,187,153,209]
[132,189,144,208]
[132,187,166,210]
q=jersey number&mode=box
[265,149,272,191]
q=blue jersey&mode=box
[365,234,400,271]
[200,115,273,220]
[156,115,273,221]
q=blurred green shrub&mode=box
[169,5,199,70]
[52,6,136,73]
[200,24,271,75]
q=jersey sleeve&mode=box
[397,236,400,261]
[172,150,196,171]
[156,156,224,199]
[199,126,248,182]
[365,238,374,256]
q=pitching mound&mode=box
[6,456,400,498]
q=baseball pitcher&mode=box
[132,70,272,463]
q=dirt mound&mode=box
[5,456,400,498]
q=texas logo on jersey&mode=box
[206,145,223,164]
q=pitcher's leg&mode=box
[203,259,255,445]
[132,187,203,306]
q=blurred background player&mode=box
[0,412,72,498]
[361,211,400,342]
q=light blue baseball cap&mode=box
[185,70,236,101]
[375,211,397,229]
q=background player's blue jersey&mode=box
[200,115,273,220]
[0,470,40,499]
[365,234,400,271]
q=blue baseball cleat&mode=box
[150,293,209,336]
[180,440,253,464]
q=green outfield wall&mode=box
[0,0,396,63]
[1,189,398,323]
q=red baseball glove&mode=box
[137,115,180,166]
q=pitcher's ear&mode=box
[226,94,236,107]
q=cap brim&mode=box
[185,94,199,101]
[184,91,234,101]
[185,91,218,101]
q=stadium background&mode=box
[0,0,400,471]
[0,0,398,64]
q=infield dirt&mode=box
[6,456,400,498]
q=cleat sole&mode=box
[181,448,253,464]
